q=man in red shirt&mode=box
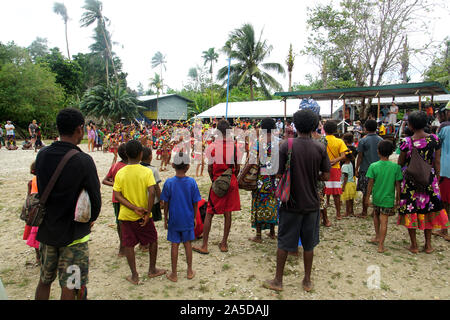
[102,143,128,256]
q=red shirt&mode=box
[106,161,127,202]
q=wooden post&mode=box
[419,95,422,111]
[284,98,287,135]
[331,99,334,119]
[377,96,381,120]
[342,98,346,133]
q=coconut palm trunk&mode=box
[65,21,71,60]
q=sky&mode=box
[1,0,449,93]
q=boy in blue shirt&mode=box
[160,152,202,282]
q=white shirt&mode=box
[5,124,14,135]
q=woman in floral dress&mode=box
[249,118,280,243]
[397,111,449,254]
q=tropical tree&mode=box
[151,51,167,94]
[53,2,71,60]
[80,83,142,122]
[80,0,118,85]
[286,44,295,92]
[424,38,450,90]
[202,48,219,106]
[304,0,429,118]
[27,37,50,62]
[218,24,285,100]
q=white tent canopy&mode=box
[195,99,339,119]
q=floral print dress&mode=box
[397,135,449,230]
[250,140,280,230]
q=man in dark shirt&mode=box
[34,108,101,300]
[355,119,383,217]
[264,109,330,293]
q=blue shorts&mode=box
[167,229,195,243]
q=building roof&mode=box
[274,81,449,101]
[348,94,450,106]
[195,99,338,119]
[137,93,193,103]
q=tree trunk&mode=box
[105,56,109,87]
[210,62,214,107]
[288,71,292,92]
[100,19,119,84]
[250,75,254,101]
[65,22,71,61]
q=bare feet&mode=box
[166,272,178,282]
[302,278,313,292]
[323,219,332,227]
[377,246,385,253]
[423,246,435,254]
[406,246,419,254]
[266,233,276,240]
[218,242,228,252]
[263,279,283,292]
[249,237,262,244]
[368,238,379,245]
[126,275,139,285]
[187,270,196,280]
[336,215,342,220]
[192,246,209,255]
[148,268,166,278]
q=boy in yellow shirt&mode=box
[113,140,166,285]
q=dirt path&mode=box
[0,145,448,300]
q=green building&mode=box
[137,94,192,122]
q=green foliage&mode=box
[0,43,65,134]
[27,37,50,62]
[37,48,82,97]
[424,39,450,90]
[80,83,142,122]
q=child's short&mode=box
[120,219,158,247]
[373,206,396,216]
[167,229,195,244]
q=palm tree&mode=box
[53,2,71,60]
[218,24,285,100]
[149,73,163,120]
[202,48,219,106]
[286,44,295,92]
[80,0,118,85]
[151,51,167,94]
[80,83,142,123]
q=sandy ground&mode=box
[0,143,448,300]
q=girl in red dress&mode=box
[193,120,241,254]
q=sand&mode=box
[0,143,448,300]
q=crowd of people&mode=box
[0,120,44,151]
[16,100,449,300]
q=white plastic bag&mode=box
[74,189,91,223]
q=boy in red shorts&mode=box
[113,140,166,285]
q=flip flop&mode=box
[263,280,283,292]
[193,247,209,255]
